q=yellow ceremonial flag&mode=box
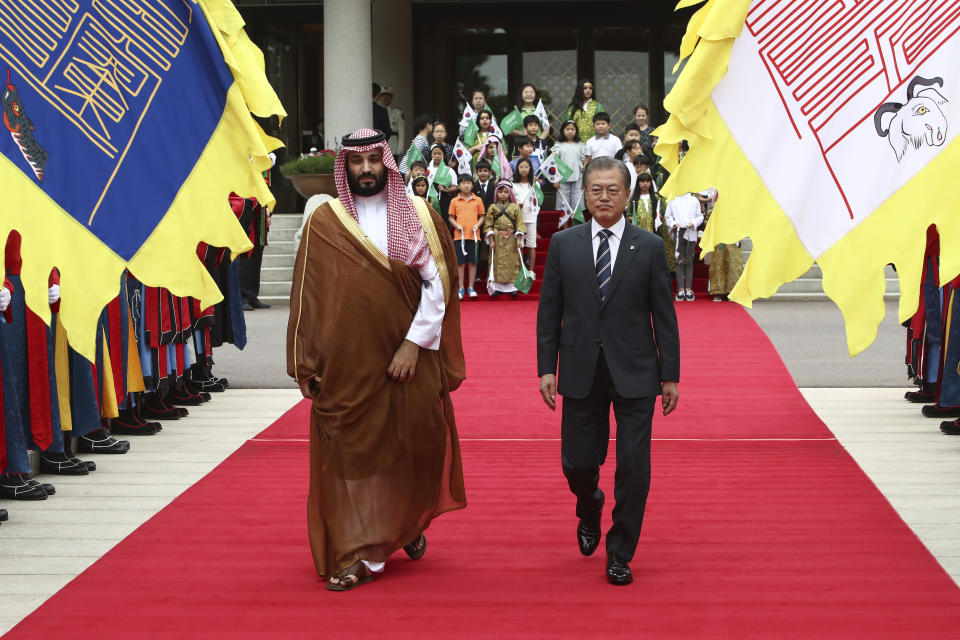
[655,0,960,355]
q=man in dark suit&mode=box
[536,156,680,585]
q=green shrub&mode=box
[280,153,335,175]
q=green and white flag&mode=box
[499,107,523,135]
[403,142,424,171]
[538,153,573,184]
[431,161,456,188]
[462,118,479,147]
[533,182,544,207]
[573,200,585,224]
[489,153,502,179]
[535,99,550,132]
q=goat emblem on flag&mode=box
[874,76,949,162]
[655,0,960,355]
[0,0,285,360]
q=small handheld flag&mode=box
[499,108,523,136]
[535,99,550,132]
[463,119,479,147]
[514,247,533,294]
[453,138,473,174]
[403,143,425,171]
[458,104,476,131]
[538,154,573,185]
[432,161,455,188]
[573,200,585,225]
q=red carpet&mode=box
[6,302,960,638]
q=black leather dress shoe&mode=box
[577,491,604,556]
[250,298,271,309]
[0,508,7,522]
[606,553,633,585]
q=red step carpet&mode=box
[6,302,960,638]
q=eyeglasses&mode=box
[588,186,623,197]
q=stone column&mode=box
[372,0,414,133]
[323,0,372,146]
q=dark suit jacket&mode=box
[474,180,496,209]
[536,222,680,399]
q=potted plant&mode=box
[280,149,337,198]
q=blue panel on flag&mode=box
[0,0,232,260]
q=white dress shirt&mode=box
[591,216,626,273]
[585,133,623,160]
[664,193,704,244]
[354,193,444,350]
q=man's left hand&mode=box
[388,339,420,383]
[661,381,679,416]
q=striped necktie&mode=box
[596,229,613,301]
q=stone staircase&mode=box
[258,221,902,304]
[259,213,301,305]
[739,238,900,301]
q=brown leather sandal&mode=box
[326,560,374,592]
[403,533,427,560]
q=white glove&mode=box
[0,287,10,313]
[48,284,60,305]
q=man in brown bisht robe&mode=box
[287,128,466,591]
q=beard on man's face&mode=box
[347,166,388,196]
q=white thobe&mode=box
[354,194,445,352]
[353,193,445,573]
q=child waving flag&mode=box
[538,153,574,185]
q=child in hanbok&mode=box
[483,180,526,298]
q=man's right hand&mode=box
[299,375,321,399]
[539,374,557,411]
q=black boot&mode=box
[77,428,130,454]
[142,392,186,419]
[39,451,90,475]
[110,405,160,435]
[167,381,208,406]
[941,420,960,435]
[131,394,162,432]
[922,404,960,418]
[905,381,936,403]
[26,479,56,495]
[0,474,48,500]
